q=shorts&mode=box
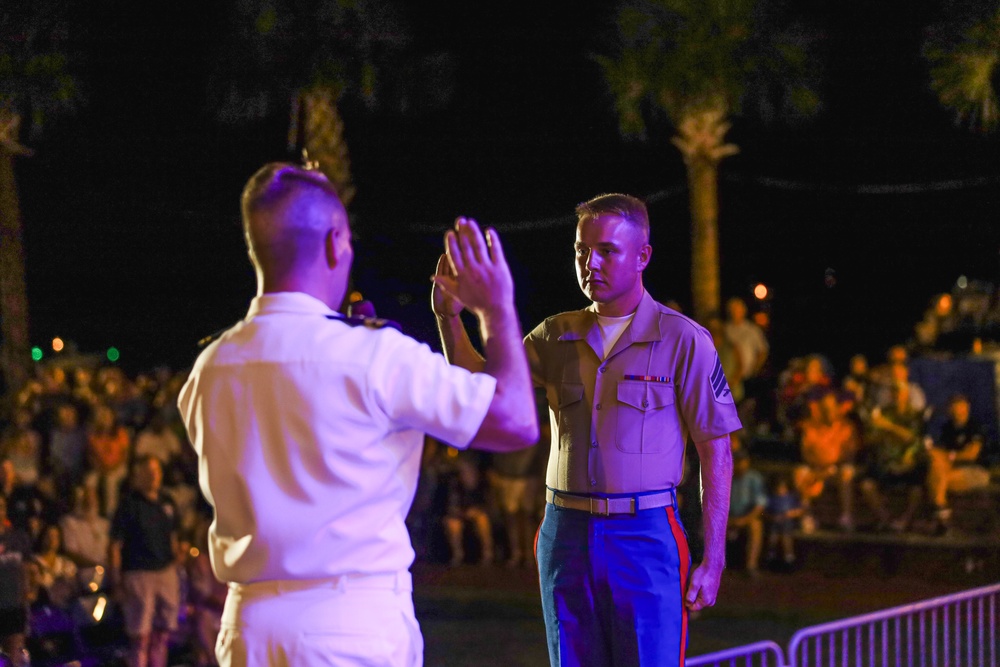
[492,474,536,514]
[121,566,181,636]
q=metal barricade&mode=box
[786,582,1000,667]
[686,640,787,667]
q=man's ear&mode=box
[324,228,339,269]
[637,244,652,272]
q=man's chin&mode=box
[581,286,608,303]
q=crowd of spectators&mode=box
[0,363,218,667]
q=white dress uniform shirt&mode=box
[178,292,496,584]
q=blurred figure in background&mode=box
[86,403,131,518]
[60,483,110,591]
[926,394,991,535]
[764,474,802,568]
[727,450,766,576]
[858,382,926,533]
[793,389,858,533]
[443,453,494,566]
[490,412,548,568]
[109,455,180,667]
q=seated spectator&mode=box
[85,403,131,518]
[59,483,110,591]
[793,388,858,533]
[489,418,548,569]
[442,453,494,566]
[133,413,183,469]
[727,450,766,576]
[764,474,802,567]
[927,394,992,535]
[858,384,927,532]
[32,524,79,610]
[777,354,833,437]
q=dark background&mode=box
[15,0,1000,376]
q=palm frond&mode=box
[925,5,1000,131]
[598,0,820,135]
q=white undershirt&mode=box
[597,313,635,359]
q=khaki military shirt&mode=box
[525,291,742,494]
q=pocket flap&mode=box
[617,381,675,410]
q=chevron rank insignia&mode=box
[710,354,734,403]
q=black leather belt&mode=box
[545,488,676,516]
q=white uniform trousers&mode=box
[217,571,422,667]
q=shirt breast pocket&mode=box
[616,381,677,453]
[557,383,585,451]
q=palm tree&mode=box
[924,2,1000,132]
[210,0,443,208]
[0,3,79,393]
[597,0,820,322]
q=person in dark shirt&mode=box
[109,455,180,667]
[927,394,991,535]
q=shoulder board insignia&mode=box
[326,314,402,332]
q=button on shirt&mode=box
[524,291,742,494]
[178,293,496,584]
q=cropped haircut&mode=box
[240,162,340,230]
[575,193,650,243]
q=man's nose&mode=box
[585,250,600,271]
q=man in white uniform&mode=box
[177,162,537,667]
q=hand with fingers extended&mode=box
[434,217,514,320]
[432,254,465,319]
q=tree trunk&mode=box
[671,108,738,324]
[289,86,357,208]
[0,145,31,394]
[686,156,720,324]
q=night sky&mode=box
[15,0,999,376]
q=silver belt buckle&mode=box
[589,497,609,516]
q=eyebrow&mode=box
[576,240,621,248]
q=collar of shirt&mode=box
[558,290,665,346]
[246,292,338,320]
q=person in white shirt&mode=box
[177,162,537,667]
[724,297,769,380]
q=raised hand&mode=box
[435,217,514,320]
[432,254,464,319]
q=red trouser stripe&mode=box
[664,506,690,665]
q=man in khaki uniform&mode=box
[438,193,739,666]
